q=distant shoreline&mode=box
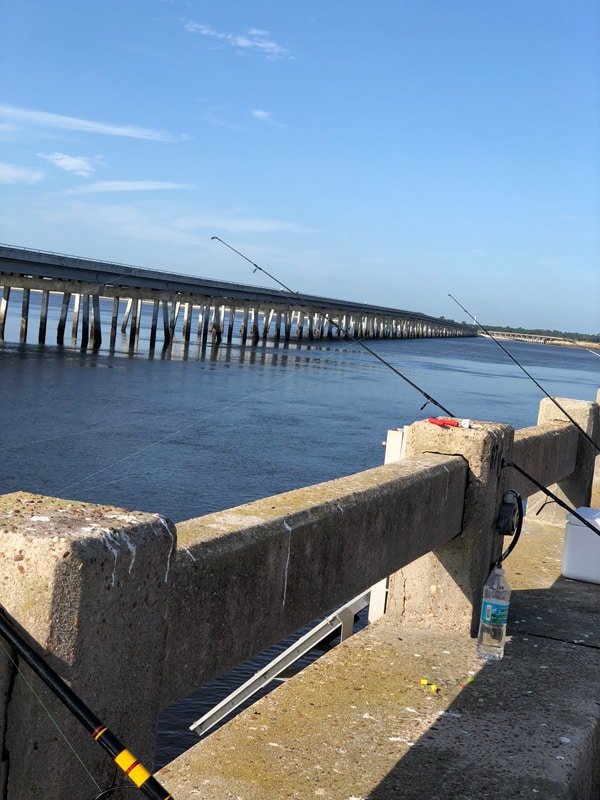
[481,333,600,351]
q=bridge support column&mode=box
[162,299,171,346]
[81,294,90,349]
[109,297,119,350]
[91,294,102,350]
[38,289,49,344]
[182,302,192,345]
[263,309,273,340]
[56,292,71,346]
[296,312,305,339]
[120,298,132,335]
[169,300,181,338]
[70,296,79,343]
[251,306,260,344]
[0,286,10,341]
[211,306,223,344]
[20,287,30,344]
[128,298,140,350]
[240,304,249,344]
[149,299,159,349]
[202,304,210,344]
[227,306,235,343]
[274,310,282,341]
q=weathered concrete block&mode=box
[511,421,578,498]
[526,397,599,529]
[386,419,514,635]
[0,492,175,800]
[162,455,467,705]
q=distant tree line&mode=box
[483,324,600,343]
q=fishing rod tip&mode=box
[210,236,217,240]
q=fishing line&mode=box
[211,236,455,416]
[53,352,331,496]
[505,459,600,536]
[0,637,103,792]
[211,238,599,547]
[2,242,596,785]
[448,293,600,455]
[3,342,342,454]
[0,608,172,799]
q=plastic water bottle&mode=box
[477,567,511,661]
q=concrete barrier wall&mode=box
[161,454,467,705]
[0,395,598,798]
[510,421,579,497]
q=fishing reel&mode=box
[496,490,521,537]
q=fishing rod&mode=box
[1,243,595,789]
[0,606,172,799]
[211,236,455,416]
[448,293,600,455]
[213,237,600,540]
[505,459,600,536]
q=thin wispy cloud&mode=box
[37,152,100,177]
[66,180,196,194]
[205,111,244,131]
[184,22,290,59]
[173,213,306,234]
[0,103,187,142]
[0,162,43,184]
[41,203,203,248]
[251,109,284,127]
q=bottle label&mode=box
[480,600,509,625]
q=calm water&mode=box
[1,333,598,522]
[1,299,598,767]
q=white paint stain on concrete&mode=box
[282,520,292,608]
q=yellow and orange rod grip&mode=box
[92,725,171,799]
[0,607,172,799]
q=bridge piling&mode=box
[19,287,29,344]
[91,294,102,349]
[56,291,70,345]
[162,299,171,345]
[201,303,210,344]
[182,302,192,345]
[0,247,476,353]
[252,306,260,343]
[81,294,90,349]
[38,289,49,344]
[227,306,235,343]
[149,298,159,349]
[109,297,119,349]
[0,286,9,341]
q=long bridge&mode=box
[0,244,475,350]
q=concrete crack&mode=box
[521,630,600,650]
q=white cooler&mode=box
[561,507,600,585]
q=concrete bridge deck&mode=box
[158,519,600,799]
[0,244,475,348]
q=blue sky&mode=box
[1,0,599,333]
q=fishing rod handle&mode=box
[0,609,172,798]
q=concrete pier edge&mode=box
[0,391,597,798]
